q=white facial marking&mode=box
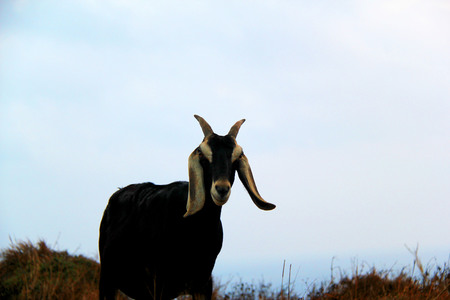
[199,141,213,162]
[231,144,243,162]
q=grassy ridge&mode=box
[0,240,108,299]
[308,266,450,299]
[0,240,448,299]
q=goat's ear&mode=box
[184,149,205,217]
[237,154,276,210]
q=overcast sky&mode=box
[1,0,449,288]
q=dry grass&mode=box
[0,239,125,300]
[308,266,449,300]
[0,240,448,299]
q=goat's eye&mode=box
[196,148,203,156]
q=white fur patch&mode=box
[199,141,213,162]
[231,144,243,162]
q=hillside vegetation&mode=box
[0,240,448,299]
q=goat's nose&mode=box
[215,185,230,197]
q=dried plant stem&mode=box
[280,259,286,299]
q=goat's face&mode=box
[184,115,276,217]
[199,134,240,206]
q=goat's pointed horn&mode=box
[228,119,246,138]
[194,115,214,137]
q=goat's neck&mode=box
[199,181,222,221]
[204,194,222,219]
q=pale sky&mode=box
[1,0,449,288]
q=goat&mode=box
[98,115,276,300]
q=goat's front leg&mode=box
[192,292,211,300]
[192,277,213,300]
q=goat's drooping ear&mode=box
[237,154,276,211]
[194,115,214,137]
[184,149,206,217]
[228,119,246,138]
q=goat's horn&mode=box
[194,115,214,137]
[228,119,246,138]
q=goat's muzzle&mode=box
[211,179,231,206]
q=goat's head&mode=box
[184,115,276,217]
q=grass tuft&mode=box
[307,258,450,300]
[0,239,108,300]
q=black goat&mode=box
[98,115,276,300]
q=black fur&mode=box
[99,135,236,300]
